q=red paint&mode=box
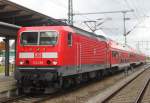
[16,26,146,68]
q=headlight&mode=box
[52,61,58,65]
[19,61,24,65]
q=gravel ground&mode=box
[141,80,150,103]
[107,68,150,103]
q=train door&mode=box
[106,42,111,69]
[100,41,108,69]
[76,36,81,73]
[111,51,119,65]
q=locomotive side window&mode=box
[68,32,72,46]
[21,32,38,45]
[40,31,58,45]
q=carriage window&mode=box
[68,32,72,46]
[112,51,119,57]
[40,31,58,45]
[21,32,38,45]
[129,54,135,57]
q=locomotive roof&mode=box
[19,25,108,41]
[108,39,144,54]
[70,26,107,41]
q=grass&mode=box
[0,65,15,73]
[0,66,4,73]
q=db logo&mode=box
[34,53,42,58]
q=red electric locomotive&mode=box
[15,26,146,93]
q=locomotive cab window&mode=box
[68,32,72,46]
[40,31,58,45]
[21,31,58,45]
[21,32,38,45]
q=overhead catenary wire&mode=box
[123,0,147,23]
[73,9,134,15]
[49,0,149,47]
[123,0,149,35]
[50,0,93,25]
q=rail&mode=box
[87,64,150,103]
[134,78,150,103]
[102,65,150,103]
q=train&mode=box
[15,26,146,93]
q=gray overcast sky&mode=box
[8,0,150,55]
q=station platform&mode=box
[0,73,16,93]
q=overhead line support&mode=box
[68,0,73,25]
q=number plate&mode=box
[33,61,43,65]
[34,53,42,58]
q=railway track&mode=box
[141,77,150,103]
[0,95,26,103]
[0,65,147,103]
[0,94,55,103]
[103,65,150,103]
[135,77,150,103]
[0,83,96,103]
[0,82,94,103]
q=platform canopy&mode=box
[0,0,66,37]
